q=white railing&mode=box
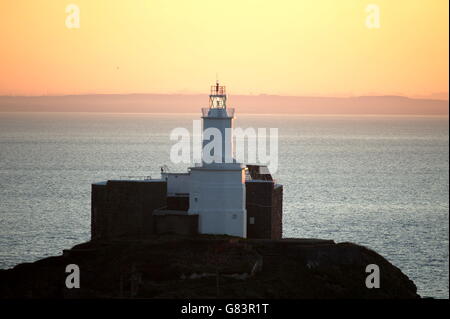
[118,175,152,180]
[201,108,210,117]
[226,108,235,117]
[201,107,235,118]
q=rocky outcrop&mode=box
[0,235,419,298]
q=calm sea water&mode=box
[0,112,448,298]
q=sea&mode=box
[0,112,448,298]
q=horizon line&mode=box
[0,111,448,117]
[0,92,448,101]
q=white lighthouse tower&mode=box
[188,82,247,238]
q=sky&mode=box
[0,0,448,97]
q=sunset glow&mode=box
[0,0,448,97]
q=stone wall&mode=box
[153,211,198,236]
[91,178,282,240]
[271,185,283,239]
[91,180,167,241]
[245,181,283,239]
[167,195,189,211]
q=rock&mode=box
[0,235,419,298]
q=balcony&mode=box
[202,107,235,118]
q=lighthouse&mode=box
[187,82,247,238]
[91,81,283,241]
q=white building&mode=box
[163,82,247,238]
[91,83,282,241]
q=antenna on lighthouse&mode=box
[215,73,219,94]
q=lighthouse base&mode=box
[194,208,247,238]
[188,164,247,238]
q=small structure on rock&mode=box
[91,82,283,240]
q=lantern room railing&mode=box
[210,85,226,95]
[202,107,234,118]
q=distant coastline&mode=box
[0,94,448,115]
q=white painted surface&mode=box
[162,172,190,196]
[202,107,235,166]
[188,164,247,238]
[164,85,247,238]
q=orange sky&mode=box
[0,0,448,97]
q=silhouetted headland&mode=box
[0,235,419,298]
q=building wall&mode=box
[167,196,189,211]
[153,213,198,236]
[91,180,167,241]
[245,181,283,239]
[91,176,282,240]
[162,173,190,196]
[188,166,247,238]
[202,110,233,165]
[91,183,108,240]
[271,185,283,239]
